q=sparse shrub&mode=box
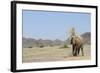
[49,44,54,47]
[61,44,69,48]
[39,45,44,48]
[28,46,32,48]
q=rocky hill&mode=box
[81,32,91,44]
[22,32,91,48]
[65,32,91,44]
[22,37,64,48]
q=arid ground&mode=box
[22,45,91,63]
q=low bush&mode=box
[61,44,69,48]
[39,45,44,48]
[28,46,32,48]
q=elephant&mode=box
[70,36,84,56]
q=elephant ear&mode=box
[70,36,76,44]
[70,37,73,44]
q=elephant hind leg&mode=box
[81,46,84,56]
[77,47,80,55]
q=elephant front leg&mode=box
[72,45,74,56]
[74,47,78,56]
[72,45,77,56]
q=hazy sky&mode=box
[22,10,91,40]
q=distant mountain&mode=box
[22,37,39,48]
[81,32,91,44]
[65,32,91,45]
[22,37,64,48]
[22,32,91,48]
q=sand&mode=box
[22,45,91,63]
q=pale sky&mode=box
[22,10,91,40]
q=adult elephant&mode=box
[70,36,84,56]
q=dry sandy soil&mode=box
[22,45,91,63]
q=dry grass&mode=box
[22,45,91,63]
